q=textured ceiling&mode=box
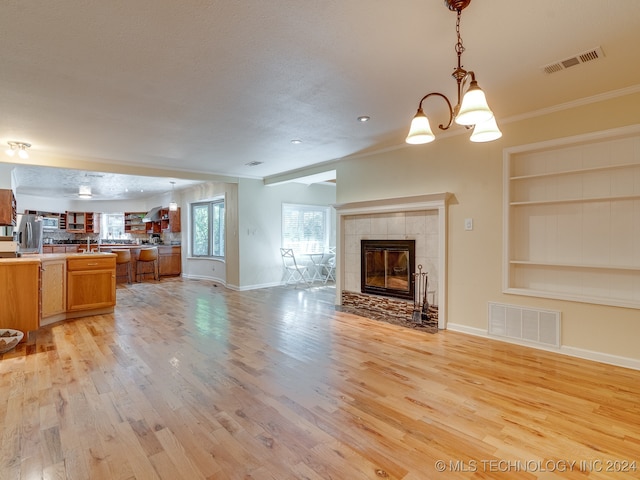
[2,0,640,197]
[11,165,202,200]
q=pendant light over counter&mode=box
[169,181,178,211]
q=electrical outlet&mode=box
[464,218,473,231]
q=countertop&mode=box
[0,252,116,264]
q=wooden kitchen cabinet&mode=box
[161,208,181,233]
[0,189,17,226]
[67,256,116,311]
[66,212,100,233]
[146,207,181,234]
[0,259,40,336]
[41,258,66,319]
[124,212,146,233]
[158,246,181,276]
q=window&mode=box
[191,198,225,257]
[282,203,330,253]
[101,213,125,239]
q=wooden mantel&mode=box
[333,192,451,215]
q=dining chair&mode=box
[322,254,336,283]
[319,247,336,283]
[280,248,311,286]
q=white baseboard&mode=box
[446,323,640,371]
[179,274,284,292]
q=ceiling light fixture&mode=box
[5,141,31,159]
[78,185,92,199]
[357,116,370,122]
[169,181,178,211]
[406,0,501,144]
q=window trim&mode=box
[190,195,226,259]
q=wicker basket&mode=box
[0,329,23,354]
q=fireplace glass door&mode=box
[361,240,415,300]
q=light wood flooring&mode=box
[1,278,639,479]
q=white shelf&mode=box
[509,260,640,272]
[510,194,640,206]
[510,162,640,181]
[504,287,640,310]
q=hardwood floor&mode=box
[1,278,639,479]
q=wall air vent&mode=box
[488,302,560,348]
[542,46,604,74]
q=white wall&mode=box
[238,178,336,289]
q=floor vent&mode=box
[542,46,604,74]
[488,302,560,348]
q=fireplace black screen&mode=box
[361,240,415,300]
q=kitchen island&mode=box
[98,244,182,279]
[0,252,116,340]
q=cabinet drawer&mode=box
[67,256,115,271]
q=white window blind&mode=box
[282,203,330,253]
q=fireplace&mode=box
[361,240,415,300]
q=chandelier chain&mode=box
[455,10,465,57]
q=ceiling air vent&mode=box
[542,46,604,74]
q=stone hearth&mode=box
[341,291,439,333]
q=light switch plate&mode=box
[464,218,473,231]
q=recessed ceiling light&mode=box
[357,116,370,122]
[290,139,302,144]
[245,161,263,167]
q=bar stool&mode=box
[136,247,159,282]
[112,249,132,284]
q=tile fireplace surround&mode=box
[333,193,450,329]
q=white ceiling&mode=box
[11,165,202,201]
[2,0,640,197]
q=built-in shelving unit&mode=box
[66,212,100,233]
[143,207,180,234]
[503,125,640,309]
[124,212,146,233]
[66,212,85,232]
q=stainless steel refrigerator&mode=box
[16,214,44,254]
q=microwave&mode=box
[41,216,59,231]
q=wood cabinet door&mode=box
[41,259,66,317]
[0,189,16,226]
[169,208,181,232]
[158,247,181,276]
[0,262,40,333]
[67,269,115,311]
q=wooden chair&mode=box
[280,248,311,286]
[136,247,159,282]
[112,249,132,284]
